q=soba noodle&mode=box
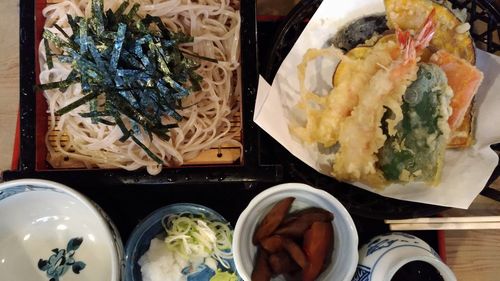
[39,0,241,175]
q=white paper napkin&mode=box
[254,0,500,209]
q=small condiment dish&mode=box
[232,182,358,281]
[124,203,240,281]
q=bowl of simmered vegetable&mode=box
[232,183,358,281]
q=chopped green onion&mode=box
[162,214,234,269]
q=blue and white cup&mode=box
[352,232,457,281]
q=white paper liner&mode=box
[254,0,500,209]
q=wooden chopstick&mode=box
[385,216,500,224]
[385,216,500,230]
[388,222,500,231]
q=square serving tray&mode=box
[5,0,499,222]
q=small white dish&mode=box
[0,179,123,281]
[353,232,456,281]
[232,182,358,281]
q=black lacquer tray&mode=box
[2,0,499,247]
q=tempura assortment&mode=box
[292,0,483,187]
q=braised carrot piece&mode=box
[260,235,285,253]
[282,238,308,269]
[275,208,333,238]
[253,197,295,244]
[252,250,272,281]
[269,251,300,274]
[281,207,333,225]
[302,222,334,281]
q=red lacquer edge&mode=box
[35,0,49,170]
[10,112,21,170]
[437,229,447,263]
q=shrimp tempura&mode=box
[332,11,437,185]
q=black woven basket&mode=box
[261,0,500,218]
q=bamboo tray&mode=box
[42,0,243,168]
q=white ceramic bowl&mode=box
[353,232,456,281]
[0,179,123,281]
[233,183,358,281]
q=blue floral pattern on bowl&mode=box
[0,185,58,201]
[38,237,86,281]
[352,265,371,281]
[366,238,398,256]
[182,261,238,281]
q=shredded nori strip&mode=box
[79,111,111,118]
[180,50,218,64]
[97,118,116,126]
[130,133,164,164]
[43,29,74,50]
[40,0,216,165]
[43,39,54,69]
[53,23,71,39]
[55,91,102,115]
